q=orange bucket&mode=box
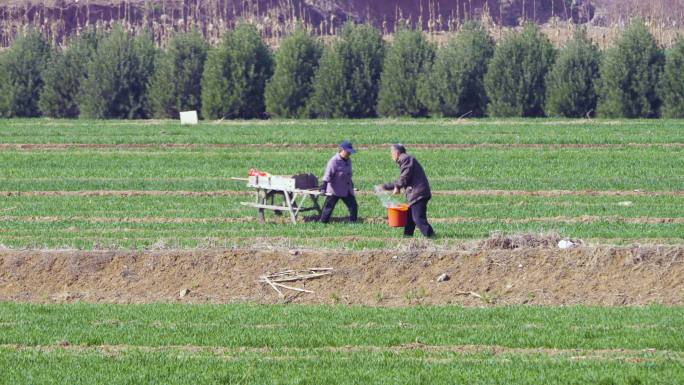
[387,204,409,227]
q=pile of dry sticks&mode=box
[259,268,333,297]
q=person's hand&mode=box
[392,187,400,195]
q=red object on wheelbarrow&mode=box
[248,168,270,177]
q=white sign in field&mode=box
[180,110,199,125]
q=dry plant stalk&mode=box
[0,0,683,48]
[259,267,333,296]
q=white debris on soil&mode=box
[436,273,450,282]
[479,232,584,250]
[558,240,578,249]
[149,240,168,250]
[179,288,190,297]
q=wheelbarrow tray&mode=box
[236,174,323,224]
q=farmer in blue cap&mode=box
[319,140,358,223]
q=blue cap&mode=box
[340,140,357,154]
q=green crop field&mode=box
[2,119,684,144]
[2,194,684,249]
[1,118,684,384]
[2,303,684,384]
[1,118,683,249]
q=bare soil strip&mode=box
[1,244,683,306]
[2,190,683,197]
[1,343,677,361]
[2,215,684,225]
[1,234,678,246]
[2,143,683,150]
[430,216,684,224]
[432,216,684,224]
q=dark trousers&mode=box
[405,199,435,237]
[320,195,358,223]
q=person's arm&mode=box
[382,157,411,191]
[321,159,335,192]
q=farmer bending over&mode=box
[382,144,435,238]
[319,140,358,223]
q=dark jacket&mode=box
[384,153,432,206]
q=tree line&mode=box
[1,19,683,120]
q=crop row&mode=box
[2,347,681,385]
[1,119,684,145]
[2,147,683,192]
[2,304,683,349]
[1,219,683,249]
[2,195,684,220]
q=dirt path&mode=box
[1,243,682,306]
[2,215,684,225]
[2,190,683,197]
[2,143,683,150]
[2,343,677,361]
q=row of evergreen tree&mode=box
[1,20,683,120]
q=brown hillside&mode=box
[0,0,593,46]
[0,0,681,47]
